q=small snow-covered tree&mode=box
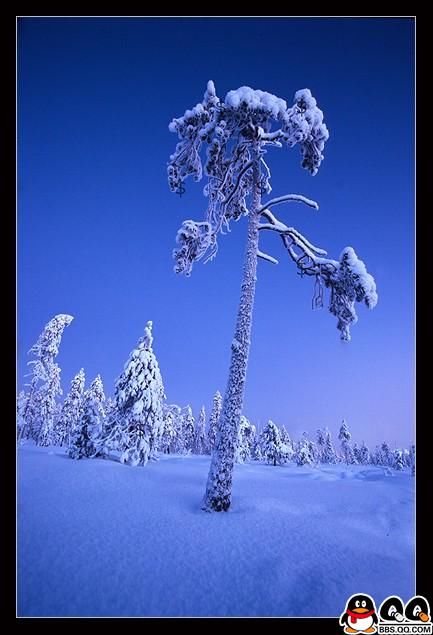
[19,314,73,444]
[207,390,222,452]
[160,404,181,454]
[54,368,85,446]
[380,441,393,467]
[339,419,357,465]
[359,441,371,465]
[194,406,207,455]
[260,420,286,466]
[296,438,315,466]
[37,365,63,446]
[182,406,195,454]
[322,429,337,464]
[393,449,405,471]
[113,321,166,466]
[235,415,255,463]
[69,378,105,460]
[167,81,377,511]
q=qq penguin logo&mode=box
[339,594,379,634]
[378,595,432,634]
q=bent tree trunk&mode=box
[202,152,261,512]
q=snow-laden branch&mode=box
[257,206,377,341]
[258,194,319,214]
[257,250,278,265]
[259,208,328,257]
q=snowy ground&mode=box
[17,445,414,617]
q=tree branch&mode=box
[258,194,319,214]
[257,250,278,265]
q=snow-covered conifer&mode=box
[380,441,393,467]
[259,420,286,466]
[338,419,357,465]
[20,314,73,444]
[322,429,337,464]
[54,368,85,446]
[235,415,255,463]
[182,406,195,454]
[37,365,63,446]
[111,321,166,466]
[296,438,314,466]
[194,406,207,455]
[160,404,181,454]
[359,442,371,465]
[168,82,377,511]
[69,377,105,460]
[393,449,405,471]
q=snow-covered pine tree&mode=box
[353,442,361,463]
[207,390,222,452]
[114,321,166,466]
[160,404,181,454]
[19,314,73,444]
[296,437,315,466]
[252,434,263,461]
[54,368,85,446]
[194,406,207,455]
[316,428,326,462]
[338,419,357,465]
[380,441,393,467]
[322,428,337,464]
[393,449,405,471]
[278,425,294,462]
[182,406,195,454]
[359,441,371,465]
[37,365,63,446]
[69,376,106,459]
[167,81,377,511]
[259,420,286,466]
[234,415,254,463]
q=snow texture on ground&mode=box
[17,445,414,617]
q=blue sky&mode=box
[18,17,414,447]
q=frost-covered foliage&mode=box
[69,376,106,460]
[160,404,182,454]
[194,406,207,455]
[359,442,371,465]
[327,247,378,341]
[36,365,63,446]
[296,438,315,466]
[393,449,405,471]
[317,427,337,464]
[338,419,357,465]
[17,391,27,440]
[182,406,195,454]
[207,390,222,451]
[259,420,287,466]
[235,415,255,463]
[109,322,166,467]
[54,368,85,446]
[169,82,329,276]
[322,429,338,464]
[18,314,73,444]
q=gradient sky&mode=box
[18,17,414,447]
